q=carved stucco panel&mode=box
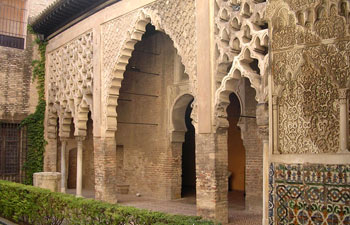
[47,31,93,136]
[275,49,339,154]
[268,0,350,154]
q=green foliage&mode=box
[21,25,47,185]
[0,180,217,225]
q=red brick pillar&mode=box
[196,130,228,224]
[93,137,117,203]
[166,142,183,200]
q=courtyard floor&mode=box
[67,189,262,225]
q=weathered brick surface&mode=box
[196,132,228,224]
[0,0,55,122]
[0,39,34,121]
[242,80,263,212]
[94,137,118,203]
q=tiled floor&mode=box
[67,189,262,224]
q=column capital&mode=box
[59,137,69,142]
[75,136,85,142]
[272,95,278,106]
[339,88,349,99]
[258,125,269,141]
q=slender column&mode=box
[256,103,269,225]
[272,96,279,154]
[339,88,349,153]
[60,139,67,193]
[262,137,269,225]
[76,137,84,197]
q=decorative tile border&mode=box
[269,163,350,225]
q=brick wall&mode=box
[242,78,263,212]
[0,0,55,122]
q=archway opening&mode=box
[227,93,246,208]
[115,23,190,199]
[67,119,76,189]
[82,111,95,194]
[66,112,94,196]
[181,100,196,198]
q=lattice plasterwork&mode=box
[214,0,269,129]
[47,31,93,136]
[101,0,197,136]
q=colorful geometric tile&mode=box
[269,163,350,225]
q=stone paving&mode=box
[68,189,262,224]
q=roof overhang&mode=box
[31,0,121,39]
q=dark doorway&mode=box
[227,93,245,200]
[68,148,77,189]
[181,100,196,197]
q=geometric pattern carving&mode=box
[275,50,339,154]
[267,0,350,154]
[47,31,93,137]
[101,0,197,137]
[214,0,269,129]
[269,163,350,225]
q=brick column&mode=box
[166,142,183,200]
[196,131,228,224]
[44,138,57,172]
[94,137,117,203]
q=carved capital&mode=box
[59,137,69,142]
[339,88,349,99]
[258,125,269,140]
[75,136,85,142]
[272,95,278,106]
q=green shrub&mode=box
[0,180,217,225]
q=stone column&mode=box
[339,88,349,153]
[76,137,84,197]
[94,137,118,203]
[196,131,228,224]
[256,103,269,225]
[272,96,278,154]
[60,139,67,193]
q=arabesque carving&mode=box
[214,0,269,129]
[275,51,339,153]
[47,31,93,137]
[102,0,197,137]
[267,0,350,154]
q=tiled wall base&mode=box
[269,163,350,225]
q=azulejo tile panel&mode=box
[269,163,350,225]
